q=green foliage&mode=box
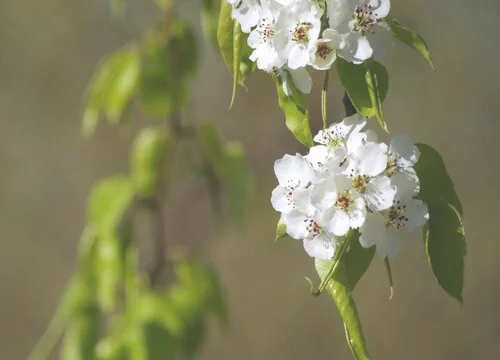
[316,258,371,360]
[274,72,314,147]
[336,58,389,131]
[384,17,435,69]
[82,47,140,136]
[275,219,287,242]
[415,144,466,304]
[198,122,252,223]
[140,19,198,117]
[60,305,101,360]
[344,231,375,291]
[131,127,174,198]
[217,2,255,106]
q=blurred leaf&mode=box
[223,141,250,225]
[87,177,134,311]
[415,144,463,214]
[110,0,125,19]
[131,127,174,198]
[384,17,434,69]
[316,258,371,360]
[60,304,101,360]
[141,322,176,360]
[274,72,314,147]
[415,144,465,303]
[217,2,235,76]
[140,20,197,117]
[198,122,226,176]
[344,230,375,291]
[154,0,172,10]
[336,58,388,131]
[201,0,221,45]
[83,46,140,136]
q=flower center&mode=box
[315,43,333,60]
[352,175,368,193]
[386,200,408,229]
[335,191,353,211]
[385,153,402,176]
[257,17,275,43]
[304,218,322,236]
[292,22,313,44]
[353,4,379,34]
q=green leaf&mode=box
[60,305,101,360]
[415,144,463,214]
[344,230,375,291]
[275,219,287,242]
[415,144,465,303]
[139,20,197,117]
[154,0,172,10]
[424,200,466,304]
[82,47,140,136]
[336,58,389,131]
[131,127,174,198]
[217,2,235,76]
[274,73,314,147]
[223,141,250,225]
[384,17,434,69]
[316,258,371,359]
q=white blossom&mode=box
[309,29,344,70]
[226,0,263,33]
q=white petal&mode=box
[364,175,396,211]
[326,209,350,236]
[303,234,336,260]
[356,142,388,177]
[368,0,391,19]
[288,45,310,69]
[391,170,420,200]
[289,67,312,94]
[359,212,386,248]
[282,210,310,239]
[402,199,429,231]
[340,33,373,64]
[348,193,367,228]
[274,154,315,185]
[390,134,420,167]
[270,186,292,213]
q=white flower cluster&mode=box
[271,114,429,260]
[225,0,392,93]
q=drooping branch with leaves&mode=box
[29,0,466,359]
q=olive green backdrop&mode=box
[1,0,499,359]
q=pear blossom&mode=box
[247,1,285,71]
[271,154,316,215]
[359,172,429,258]
[283,209,338,260]
[309,29,344,70]
[226,0,263,33]
[274,1,323,69]
[327,0,392,64]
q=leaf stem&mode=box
[311,235,351,296]
[321,70,330,129]
[384,257,394,299]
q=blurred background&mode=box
[1,0,499,359]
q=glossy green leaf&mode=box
[415,144,463,214]
[139,20,197,117]
[336,58,388,131]
[223,141,250,225]
[384,17,434,69]
[344,230,375,291]
[230,21,243,108]
[82,47,140,136]
[316,258,371,359]
[424,200,465,304]
[60,305,101,360]
[131,127,174,198]
[415,144,465,303]
[274,72,314,147]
